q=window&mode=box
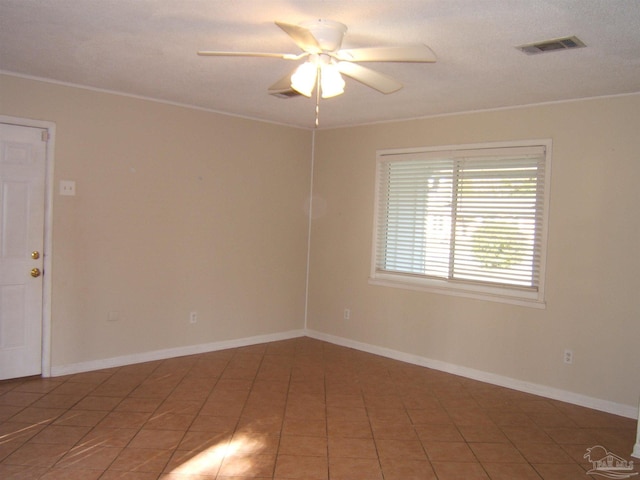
[370,140,551,307]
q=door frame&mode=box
[0,115,54,378]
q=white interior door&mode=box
[0,122,46,380]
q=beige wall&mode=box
[308,95,640,409]
[0,74,311,367]
[2,72,639,411]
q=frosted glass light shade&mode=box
[290,62,317,97]
[320,64,345,98]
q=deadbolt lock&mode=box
[31,251,40,260]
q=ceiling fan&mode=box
[197,19,437,100]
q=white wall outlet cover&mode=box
[60,180,76,196]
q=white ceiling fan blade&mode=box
[275,21,322,53]
[336,62,403,94]
[197,50,305,60]
[336,45,437,63]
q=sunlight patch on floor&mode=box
[170,432,266,476]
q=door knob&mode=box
[30,268,41,278]
[31,251,40,259]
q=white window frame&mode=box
[370,139,552,308]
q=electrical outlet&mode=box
[563,349,574,364]
[59,180,76,196]
[190,311,198,324]
[343,308,351,320]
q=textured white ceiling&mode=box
[1,0,639,129]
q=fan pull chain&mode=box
[315,68,321,127]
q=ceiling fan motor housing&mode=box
[300,19,347,52]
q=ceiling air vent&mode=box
[269,89,302,99]
[517,35,586,55]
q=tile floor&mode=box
[0,337,637,479]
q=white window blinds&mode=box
[373,144,549,298]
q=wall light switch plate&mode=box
[60,180,76,196]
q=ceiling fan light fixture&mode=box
[199,19,437,124]
[320,63,345,98]
[290,61,317,97]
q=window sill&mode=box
[368,273,546,309]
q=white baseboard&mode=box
[48,327,638,422]
[305,329,639,420]
[50,329,306,377]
